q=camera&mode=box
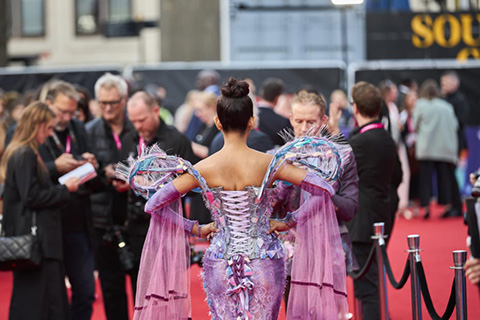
[472,170,480,198]
[190,248,204,267]
[103,225,135,273]
[127,198,150,221]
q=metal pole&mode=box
[373,222,389,320]
[452,250,467,320]
[354,297,363,320]
[407,235,422,320]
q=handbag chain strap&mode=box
[0,211,37,236]
[31,212,37,236]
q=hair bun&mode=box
[221,77,249,98]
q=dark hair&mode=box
[419,79,440,100]
[260,78,285,102]
[351,81,382,118]
[77,98,93,123]
[217,77,253,133]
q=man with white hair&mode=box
[86,73,135,320]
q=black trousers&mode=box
[63,232,95,320]
[352,242,380,320]
[419,160,462,211]
[94,228,131,320]
[10,258,70,320]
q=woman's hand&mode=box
[199,222,217,239]
[267,219,290,235]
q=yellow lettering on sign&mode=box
[461,14,480,47]
[457,47,480,60]
[434,14,461,48]
[411,15,434,48]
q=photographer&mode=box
[465,169,480,293]
[115,91,195,298]
[86,73,135,320]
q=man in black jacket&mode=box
[86,73,135,320]
[257,78,292,146]
[40,80,98,320]
[346,82,402,320]
[114,91,195,297]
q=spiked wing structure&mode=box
[115,144,208,199]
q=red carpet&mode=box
[0,205,478,319]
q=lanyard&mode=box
[138,136,145,155]
[65,135,71,153]
[51,129,75,154]
[359,123,384,134]
[112,132,122,151]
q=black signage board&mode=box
[367,12,480,60]
[0,68,122,98]
[131,67,345,113]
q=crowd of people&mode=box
[0,69,476,320]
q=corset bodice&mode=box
[204,187,285,261]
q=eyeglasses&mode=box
[53,104,76,117]
[98,99,123,108]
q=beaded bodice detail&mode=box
[204,186,285,261]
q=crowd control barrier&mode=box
[348,222,468,320]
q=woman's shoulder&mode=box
[10,145,35,160]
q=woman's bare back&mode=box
[196,147,273,191]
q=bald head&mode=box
[127,91,160,142]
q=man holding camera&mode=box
[86,73,135,320]
[113,91,195,298]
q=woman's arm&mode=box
[12,148,70,210]
[145,177,216,238]
[273,163,307,187]
[274,163,334,196]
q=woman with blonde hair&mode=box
[1,102,80,320]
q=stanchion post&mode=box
[407,235,422,320]
[354,297,363,320]
[451,250,467,320]
[373,222,390,320]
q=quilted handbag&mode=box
[0,212,41,271]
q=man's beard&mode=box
[55,121,68,131]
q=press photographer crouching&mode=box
[465,170,480,294]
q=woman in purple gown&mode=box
[117,78,348,320]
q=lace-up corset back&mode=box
[204,187,285,261]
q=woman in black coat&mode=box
[0,102,80,320]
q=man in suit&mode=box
[347,81,402,320]
[275,90,359,310]
[257,78,292,146]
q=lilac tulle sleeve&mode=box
[134,183,192,320]
[145,183,196,233]
[286,172,349,320]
